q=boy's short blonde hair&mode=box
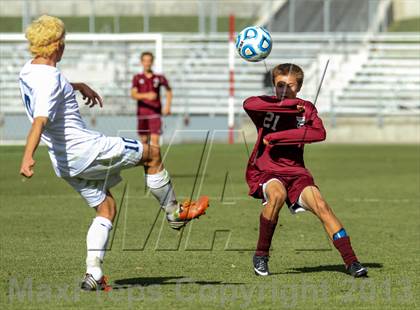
[25,15,66,58]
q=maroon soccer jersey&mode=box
[131,72,171,113]
[243,96,326,200]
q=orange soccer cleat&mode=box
[167,196,210,230]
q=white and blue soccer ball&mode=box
[236,26,272,62]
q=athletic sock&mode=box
[146,169,179,217]
[332,235,359,267]
[255,214,278,257]
[86,216,113,281]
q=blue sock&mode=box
[333,228,348,241]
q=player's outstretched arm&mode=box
[20,117,48,178]
[265,110,326,145]
[244,97,304,128]
[243,97,303,114]
[71,83,103,108]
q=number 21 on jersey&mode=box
[263,112,280,131]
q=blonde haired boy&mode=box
[19,15,209,291]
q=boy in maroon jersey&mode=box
[131,52,173,146]
[244,63,367,277]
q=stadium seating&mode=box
[331,35,420,117]
[0,33,419,118]
[0,33,349,115]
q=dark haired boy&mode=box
[244,63,367,277]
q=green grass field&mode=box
[0,144,419,309]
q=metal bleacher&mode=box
[0,32,362,116]
[0,33,419,118]
[330,34,420,118]
[160,33,354,115]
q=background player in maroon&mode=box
[131,52,172,146]
[244,63,367,277]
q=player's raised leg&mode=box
[253,179,286,276]
[300,186,368,277]
[139,142,209,230]
[81,191,115,291]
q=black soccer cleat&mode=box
[253,255,270,276]
[347,261,368,278]
[81,273,111,291]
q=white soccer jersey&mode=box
[19,60,106,177]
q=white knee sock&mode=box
[146,169,178,215]
[86,216,113,281]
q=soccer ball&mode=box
[236,26,272,62]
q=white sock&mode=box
[146,169,179,216]
[86,216,113,281]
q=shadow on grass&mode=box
[273,263,382,275]
[112,276,244,290]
